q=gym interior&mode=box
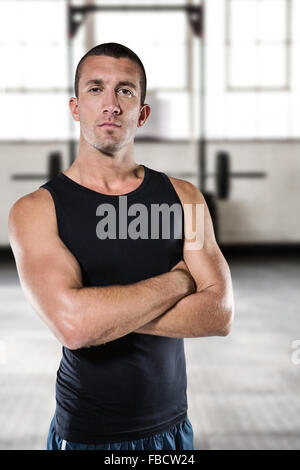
[0,0,299,450]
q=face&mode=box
[69,55,150,155]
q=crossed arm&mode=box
[8,179,234,350]
[133,264,232,339]
[133,178,234,338]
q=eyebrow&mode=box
[84,79,137,91]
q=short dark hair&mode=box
[74,42,147,106]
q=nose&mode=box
[101,89,121,115]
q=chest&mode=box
[62,197,184,286]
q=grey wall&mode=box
[1,139,299,246]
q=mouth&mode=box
[98,123,121,128]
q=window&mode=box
[205,0,299,138]
[227,0,290,90]
[0,0,69,140]
[0,0,198,141]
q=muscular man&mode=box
[8,43,234,451]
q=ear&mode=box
[69,97,80,122]
[137,104,151,128]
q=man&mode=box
[8,43,234,450]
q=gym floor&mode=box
[0,251,299,450]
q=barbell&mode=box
[12,150,267,203]
[12,152,62,181]
[212,151,267,199]
[170,151,267,241]
[171,152,267,200]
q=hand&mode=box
[171,259,196,295]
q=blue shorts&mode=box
[47,416,194,450]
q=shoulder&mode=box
[9,187,54,217]
[8,188,56,236]
[167,176,206,205]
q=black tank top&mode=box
[40,164,188,444]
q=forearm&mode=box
[68,269,193,348]
[134,289,232,338]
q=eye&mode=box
[118,88,133,96]
[88,87,133,96]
